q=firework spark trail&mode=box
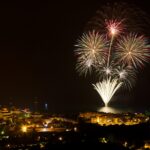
[93,78,122,106]
[106,20,123,67]
[107,36,114,67]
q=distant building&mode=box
[0,108,12,120]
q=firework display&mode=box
[75,9,150,106]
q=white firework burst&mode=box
[116,33,150,68]
[75,30,108,75]
[93,78,122,106]
[113,65,136,89]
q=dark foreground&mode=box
[0,111,150,149]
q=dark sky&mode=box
[0,0,150,112]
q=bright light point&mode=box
[86,59,93,67]
[119,72,124,78]
[74,127,78,132]
[66,129,70,132]
[110,27,117,35]
[106,68,111,74]
[21,125,27,133]
[103,67,111,75]
[43,128,47,132]
[1,131,4,135]
[43,123,48,127]
[119,70,126,79]
[92,49,95,54]
[58,136,63,141]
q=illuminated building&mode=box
[79,112,149,126]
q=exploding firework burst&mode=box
[106,19,124,37]
[116,33,150,68]
[96,64,136,89]
[75,3,150,107]
[75,31,108,75]
[113,65,136,89]
[96,63,113,80]
[86,2,150,35]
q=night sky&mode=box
[0,0,150,112]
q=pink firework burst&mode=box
[105,19,124,37]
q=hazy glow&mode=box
[42,128,47,132]
[21,125,27,133]
[97,106,133,113]
[93,78,122,106]
[98,106,123,113]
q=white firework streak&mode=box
[93,78,122,106]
